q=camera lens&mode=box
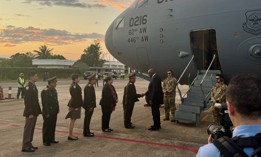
[207,124,223,135]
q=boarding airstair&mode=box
[174,55,220,126]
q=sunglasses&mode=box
[216,78,221,80]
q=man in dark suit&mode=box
[146,69,163,131]
[22,72,41,152]
[83,73,96,137]
[41,76,59,146]
[123,73,143,129]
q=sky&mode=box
[0,0,133,60]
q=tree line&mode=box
[0,41,105,68]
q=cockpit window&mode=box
[130,0,148,8]
[115,18,125,29]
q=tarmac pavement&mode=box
[0,78,212,157]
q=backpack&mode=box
[213,133,261,157]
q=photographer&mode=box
[196,74,261,157]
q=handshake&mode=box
[140,93,146,97]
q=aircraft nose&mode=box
[105,23,114,54]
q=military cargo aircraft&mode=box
[105,0,261,124]
[105,0,261,83]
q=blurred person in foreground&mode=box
[196,74,261,157]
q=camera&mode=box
[207,103,233,140]
[207,124,229,140]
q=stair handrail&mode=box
[177,55,194,83]
[205,73,215,99]
[200,54,216,85]
[182,76,198,98]
[203,73,216,107]
[176,55,194,102]
[199,54,216,98]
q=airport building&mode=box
[32,59,127,73]
[32,59,75,69]
[90,60,127,73]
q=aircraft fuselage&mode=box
[105,0,261,83]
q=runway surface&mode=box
[0,78,212,157]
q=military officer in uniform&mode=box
[21,72,41,152]
[65,73,83,140]
[122,73,143,129]
[41,76,59,146]
[210,74,227,124]
[83,73,96,137]
[162,70,177,122]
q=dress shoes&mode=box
[150,125,161,129]
[108,128,113,131]
[50,140,59,143]
[148,126,161,131]
[31,146,38,149]
[163,118,170,121]
[84,132,94,137]
[125,125,135,129]
[68,136,78,140]
[102,129,111,132]
[22,148,35,152]
[43,142,51,146]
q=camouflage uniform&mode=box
[163,77,177,120]
[210,82,227,124]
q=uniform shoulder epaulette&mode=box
[71,82,77,88]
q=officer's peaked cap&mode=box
[87,73,96,80]
[47,76,57,82]
[129,73,136,78]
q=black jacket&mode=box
[23,82,41,117]
[83,83,96,110]
[146,74,163,105]
[68,82,83,108]
[100,83,118,106]
[123,82,141,105]
[41,86,59,115]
